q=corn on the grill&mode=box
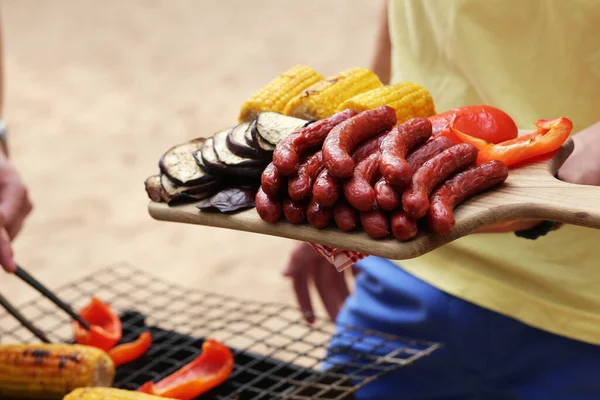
[238,65,323,122]
[337,81,436,124]
[64,387,174,399]
[283,67,383,120]
[0,343,115,399]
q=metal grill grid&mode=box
[0,263,441,399]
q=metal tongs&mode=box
[0,264,90,343]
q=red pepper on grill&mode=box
[138,338,234,400]
[108,331,153,367]
[72,296,123,352]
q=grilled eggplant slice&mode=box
[253,112,309,146]
[197,137,265,179]
[145,175,168,203]
[250,118,275,153]
[160,173,219,205]
[159,138,213,186]
[226,122,269,159]
[213,128,265,167]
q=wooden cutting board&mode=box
[148,137,600,260]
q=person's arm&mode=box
[371,0,391,84]
[0,19,33,272]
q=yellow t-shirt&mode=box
[388,0,600,345]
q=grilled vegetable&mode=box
[64,387,173,399]
[159,139,213,186]
[108,331,152,367]
[238,65,323,122]
[139,339,234,399]
[283,67,382,120]
[198,137,264,179]
[213,128,265,167]
[226,122,268,159]
[144,175,168,203]
[337,81,436,124]
[252,112,309,146]
[249,118,275,153]
[73,297,122,352]
[0,343,115,399]
[160,174,219,204]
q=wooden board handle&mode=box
[524,178,600,229]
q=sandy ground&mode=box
[0,1,379,316]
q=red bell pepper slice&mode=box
[451,117,573,166]
[73,296,123,352]
[138,339,234,400]
[430,105,519,144]
[108,331,152,367]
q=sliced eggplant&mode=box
[144,175,168,203]
[159,138,213,186]
[250,118,276,153]
[195,150,209,173]
[197,137,265,180]
[253,112,309,146]
[160,173,220,205]
[226,122,270,159]
[213,128,265,167]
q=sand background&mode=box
[0,1,379,316]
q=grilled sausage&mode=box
[287,151,323,202]
[379,117,432,187]
[391,211,419,241]
[333,198,360,232]
[374,178,402,211]
[406,136,455,171]
[261,162,283,198]
[402,143,479,219]
[255,187,282,223]
[282,197,307,224]
[307,199,334,229]
[343,152,381,212]
[360,210,390,239]
[322,106,396,179]
[312,168,340,207]
[273,109,356,176]
[427,160,509,234]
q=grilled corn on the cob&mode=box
[0,343,115,399]
[64,387,174,399]
[337,81,436,124]
[283,67,383,120]
[238,65,323,122]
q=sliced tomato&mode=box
[429,105,518,144]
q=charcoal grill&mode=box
[0,263,441,399]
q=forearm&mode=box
[371,0,391,84]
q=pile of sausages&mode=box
[255,106,509,240]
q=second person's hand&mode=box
[0,155,33,273]
[282,242,357,324]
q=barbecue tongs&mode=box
[0,264,90,343]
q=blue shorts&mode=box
[326,256,600,400]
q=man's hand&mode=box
[557,122,600,186]
[475,122,600,234]
[0,155,32,272]
[282,242,356,324]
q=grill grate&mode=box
[0,263,441,399]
